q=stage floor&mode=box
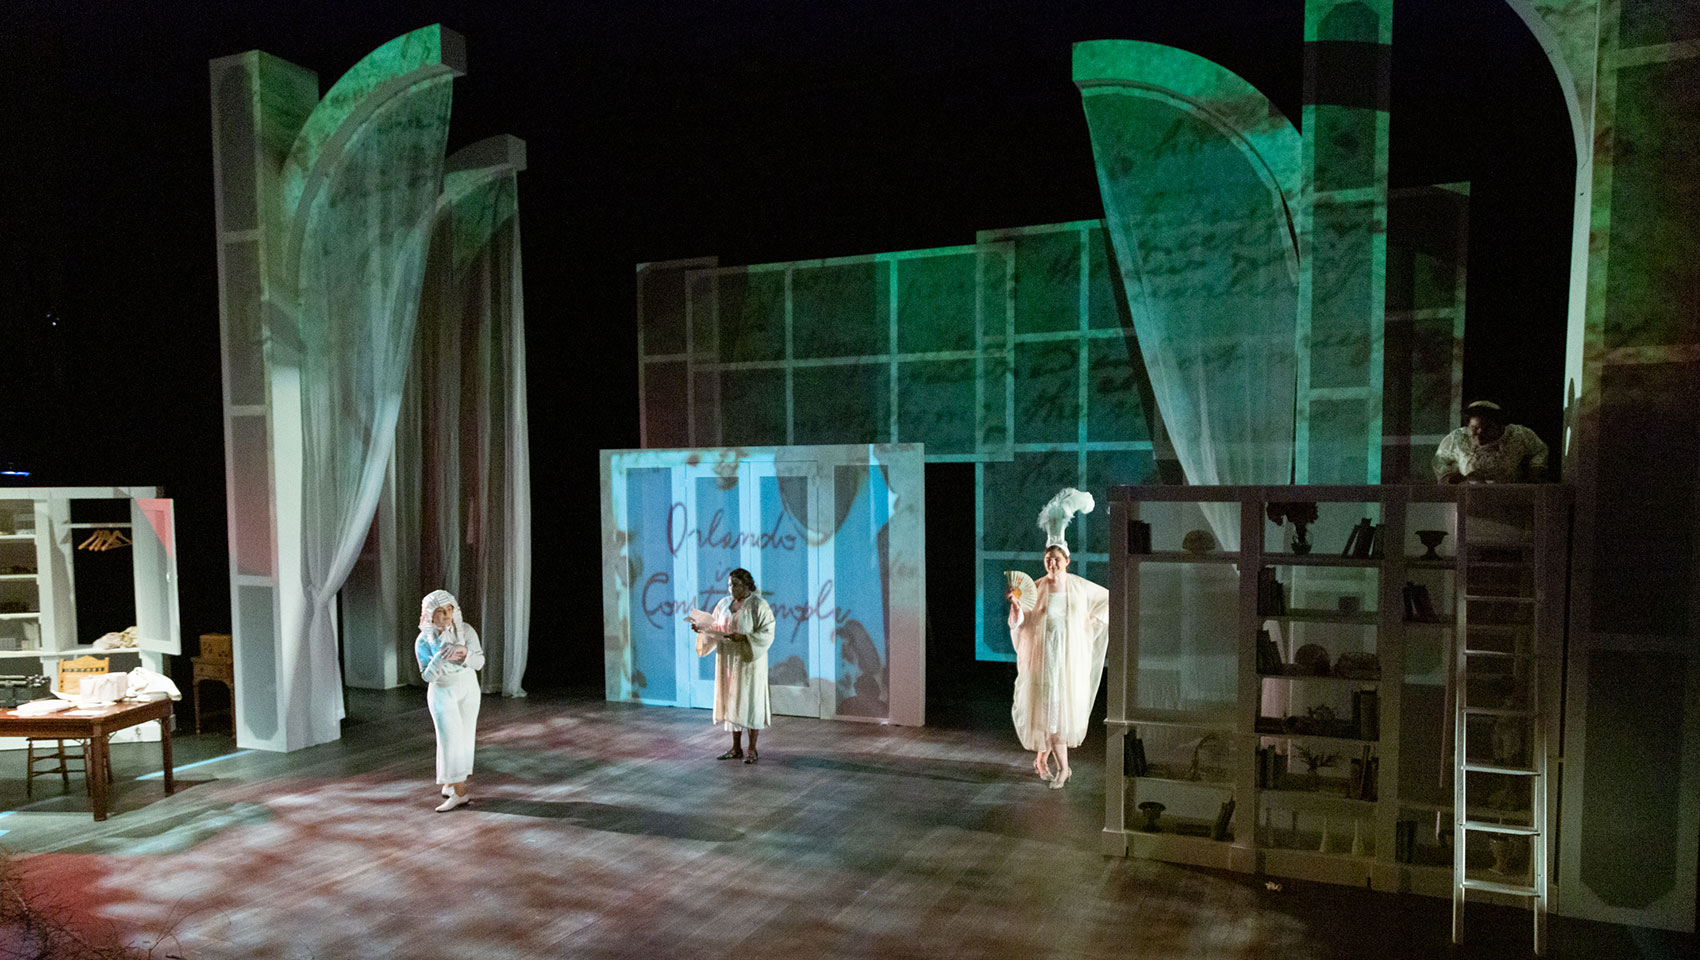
[0,688,1688,960]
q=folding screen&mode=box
[601,445,924,725]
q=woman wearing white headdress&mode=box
[1008,489,1110,788]
[416,589,485,811]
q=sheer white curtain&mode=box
[394,167,531,696]
[1078,59,1300,711]
[293,78,454,745]
[1079,74,1301,550]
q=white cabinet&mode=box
[1102,484,1567,902]
[0,487,181,661]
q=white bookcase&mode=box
[1101,484,1567,905]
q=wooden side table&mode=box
[192,632,234,734]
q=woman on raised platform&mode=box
[416,589,484,811]
[691,568,775,763]
[1009,489,1110,789]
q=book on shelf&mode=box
[1257,746,1282,788]
[1342,518,1375,558]
[1344,746,1379,800]
[1367,524,1385,559]
[1211,798,1236,841]
[1125,734,1148,777]
[1256,629,1283,675]
[1402,582,1438,621]
[1352,690,1379,741]
[1395,819,1417,863]
[1128,520,1152,554]
[1257,567,1287,615]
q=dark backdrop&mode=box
[0,0,1572,706]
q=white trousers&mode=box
[428,673,481,785]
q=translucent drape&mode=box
[1075,42,1301,710]
[1077,47,1301,549]
[294,76,454,745]
[397,171,532,696]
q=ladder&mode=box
[1452,487,1551,956]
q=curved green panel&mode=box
[280,24,466,281]
[442,136,528,273]
[1074,41,1301,540]
[1074,40,1302,216]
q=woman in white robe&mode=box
[1009,490,1110,788]
[692,568,775,763]
[415,589,485,810]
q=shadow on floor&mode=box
[474,797,745,843]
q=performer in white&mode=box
[1008,488,1110,789]
[416,589,485,811]
[690,568,775,764]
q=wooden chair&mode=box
[26,655,114,798]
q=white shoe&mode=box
[1049,768,1071,790]
[435,792,470,812]
[441,786,453,797]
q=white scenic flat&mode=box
[435,792,471,812]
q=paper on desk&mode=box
[13,699,74,717]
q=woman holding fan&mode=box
[1008,488,1110,788]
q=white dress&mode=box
[699,594,775,731]
[1010,573,1110,751]
[416,623,485,784]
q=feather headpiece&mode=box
[1037,487,1095,556]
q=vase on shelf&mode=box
[1416,529,1448,560]
[1138,801,1166,832]
[1290,523,1312,555]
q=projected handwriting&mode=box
[767,580,848,643]
[642,569,849,642]
[668,502,800,555]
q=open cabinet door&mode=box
[131,498,181,656]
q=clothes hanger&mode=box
[76,529,133,552]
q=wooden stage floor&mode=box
[0,688,1690,960]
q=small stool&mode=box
[192,633,234,734]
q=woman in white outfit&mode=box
[416,589,485,810]
[691,568,775,764]
[1008,489,1110,789]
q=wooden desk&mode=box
[0,699,174,820]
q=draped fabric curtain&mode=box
[395,171,531,696]
[293,78,454,745]
[1076,43,1301,712]
[1081,90,1299,549]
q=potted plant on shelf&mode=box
[1267,501,1320,555]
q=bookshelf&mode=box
[1102,484,1567,904]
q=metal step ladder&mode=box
[1452,487,1550,956]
